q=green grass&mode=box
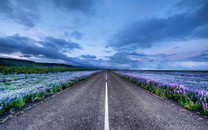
[0,66,93,74]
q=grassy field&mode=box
[0,58,96,74]
[0,66,92,74]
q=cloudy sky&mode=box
[0,0,208,70]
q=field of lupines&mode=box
[0,71,99,115]
[115,71,208,116]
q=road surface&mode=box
[0,71,208,130]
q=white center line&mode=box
[106,73,107,80]
[105,73,109,130]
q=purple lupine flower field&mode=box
[0,71,99,111]
[116,71,208,92]
[115,70,208,113]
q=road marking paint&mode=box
[106,73,107,80]
[105,81,109,130]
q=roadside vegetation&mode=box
[0,66,93,74]
[0,76,87,116]
[116,71,208,117]
[0,71,99,117]
[0,58,96,74]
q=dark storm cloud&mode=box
[42,37,81,50]
[106,52,138,68]
[107,51,188,69]
[0,0,12,13]
[129,52,146,57]
[107,52,143,66]
[0,35,81,64]
[52,0,95,14]
[80,54,96,59]
[0,0,40,27]
[108,0,208,50]
[192,24,208,38]
[0,0,97,27]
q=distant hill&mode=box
[0,58,74,68]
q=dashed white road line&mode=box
[105,73,109,130]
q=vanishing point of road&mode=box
[0,71,208,130]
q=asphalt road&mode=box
[0,71,208,130]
